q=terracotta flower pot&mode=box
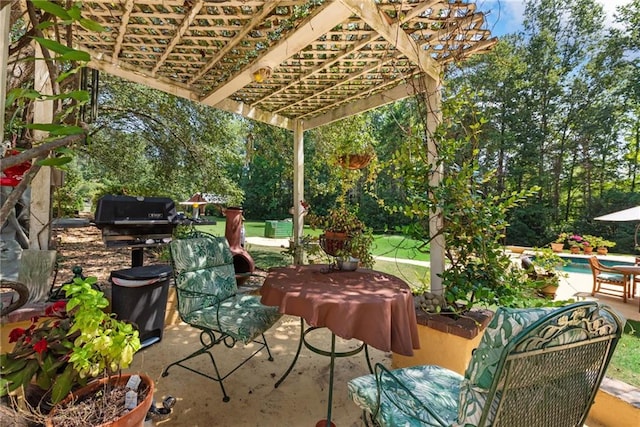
[46,373,154,427]
[550,242,564,253]
[583,245,593,254]
[539,284,559,299]
[570,246,580,254]
[337,153,373,170]
[597,247,608,255]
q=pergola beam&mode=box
[214,98,292,130]
[304,78,426,130]
[339,0,441,81]
[89,58,199,102]
[89,58,292,130]
[152,0,205,77]
[188,1,282,84]
[200,1,353,106]
[111,0,135,63]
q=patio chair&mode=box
[588,256,630,303]
[161,231,281,402]
[347,301,624,427]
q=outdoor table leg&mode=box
[273,317,373,425]
[274,318,305,388]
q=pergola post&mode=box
[424,74,444,295]
[0,4,9,140]
[292,118,305,265]
[29,42,54,250]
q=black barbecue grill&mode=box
[95,195,178,267]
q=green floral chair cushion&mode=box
[171,236,237,299]
[184,294,283,344]
[348,365,463,427]
[455,306,554,426]
[462,307,554,389]
[164,232,282,402]
[169,235,281,343]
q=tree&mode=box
[81,75,246,205]
[2,1,101,236]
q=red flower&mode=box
[45,301,67,316]
[8,328,26,343]
[33,338,48,354]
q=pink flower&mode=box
[8,328,26,343]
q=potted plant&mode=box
[0,300,81,411]
[336,229,375,269]
[319,114,377,170]
[550,232,568,252]
[308,204,375,268]
[0,276,148,426]
[580,235,595,254]
[521,248,568,299]
[567,234,585,254]
[586,235,616,255]
[47,277,149,427]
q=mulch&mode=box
[52,225,266,294]
[52,225,164,293]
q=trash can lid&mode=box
[110,264,172,280]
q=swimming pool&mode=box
[557,254,635,275]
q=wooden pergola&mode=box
[1,0,496,292]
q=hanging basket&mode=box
[337,153,373,170]
[319,232,350,257]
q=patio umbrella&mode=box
[180,193,210,219]
[594,205,640,248]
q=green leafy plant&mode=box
[308,204,366,234]
[337,229,375,268]
[0,277,140,404]
[308,204,374,266]
[521,248,569,298]
[391,86,541,313]
[584,235,616,249]
[1,1,103,229]
[318,114,377,163]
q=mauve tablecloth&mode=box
[260,264,420,356]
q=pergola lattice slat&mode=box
[70,0,495,129]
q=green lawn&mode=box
[193,218,430,261]
[607,319,640,388]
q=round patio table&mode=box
[260,264,420,427]
[612,264,640,312]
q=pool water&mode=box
[557,255,635,275]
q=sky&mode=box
[477,0,633,37]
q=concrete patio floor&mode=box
[129,314,386,427]
[125,254,639,427]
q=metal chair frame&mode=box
[352,301,624,427]
[161,231,278,402]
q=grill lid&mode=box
[95,195,177,226]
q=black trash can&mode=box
[110,264,172,348]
